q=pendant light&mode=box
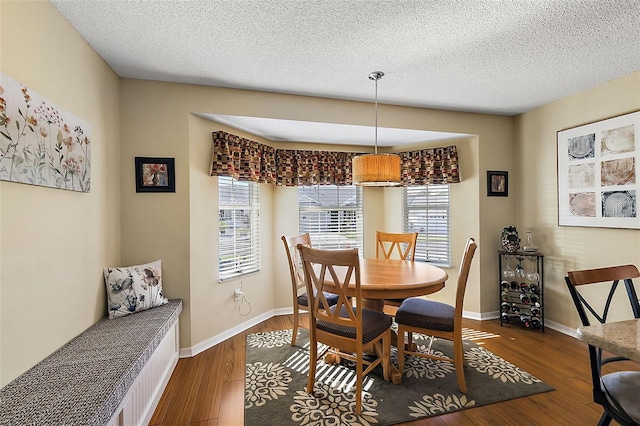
[352,71,401,186]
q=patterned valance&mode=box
[401,146,460,184]
[210,131,460,186]
[276,149,358,186]
[210,131,277,184]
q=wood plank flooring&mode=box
[150,315,626,425]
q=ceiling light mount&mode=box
[369,71,384,81]
[352,71,401,187]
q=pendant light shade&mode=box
[352,71,401,186]
[352,153,401,186]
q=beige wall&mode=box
[188,116,277,348]
[0,1,121,385]
[515,71,640,330]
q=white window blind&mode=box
[218,176,260,281]
[299,185,363,252]
[403,184,451,266]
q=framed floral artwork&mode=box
[0,72,91,192]
[557,110,639,228]
[135,157,175,193]
[487,170,508,196]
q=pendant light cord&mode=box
[374,77,378,154]
[369,71,384,155]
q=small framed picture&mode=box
[487,170,508,197]
[135,157,175,193]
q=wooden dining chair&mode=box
[376,231,418,261]
[281,233,339,346]
[298,245,393,415]
[395,237,477,393]
[376,231,418,315]
[565,264,640,426]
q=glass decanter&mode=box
[523,227,538,253]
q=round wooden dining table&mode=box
[319,257,449,311]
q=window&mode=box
[299,185,363,252]
[218,176,260,280]
[403,184,451,266]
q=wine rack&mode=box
[499,251,544,332]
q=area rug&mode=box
[245,328,553,425]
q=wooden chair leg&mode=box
[307,339,317,395]
[355,356,363,415]
[382,333,391,382]
[397,326,406,376]
[454,336,466,393]
[291,306,299,346]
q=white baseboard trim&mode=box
[179,309,276,358]
[273,307,295,316]
[180,308,580,358]
[542,319,579,338]
[463,310,499,321]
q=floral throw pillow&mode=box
[104,259,168,319]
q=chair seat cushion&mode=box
[602,371,640,423]
[317,306,392,344]
[395,297,455,332]
[297,291,339,308]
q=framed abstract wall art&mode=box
[557,110,639,228]
[487,170,508,196]
[135,157,175,193]
[0,72,91,192]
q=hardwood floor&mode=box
[150,314,626,425]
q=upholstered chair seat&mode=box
[297,291,339,309]
[317,305,392,344]
[601,371,640,423]
[395,298,455,332]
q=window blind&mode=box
[403,184,451,266]
[218,176,260,280]
[298,185,363,252]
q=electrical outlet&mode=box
[234,289,243,302]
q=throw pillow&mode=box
[104,259,168,319]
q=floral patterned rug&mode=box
[245,328,553,425]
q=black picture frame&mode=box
[487,170,508,197]
[135,157,175,193]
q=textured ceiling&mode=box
[50,0,640,146]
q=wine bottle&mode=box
[501,302,511,313]
[530,294,539,304]
[519,293,530,304]
[501,312,510,323]
[501,280,509,290]
[520,314,531,327]
[501,291,510,301]
[510,281,519,290]
[511,303,520,314]
[520,283,529,293]
[531,318,541,329]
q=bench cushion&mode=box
[0,299,182,426]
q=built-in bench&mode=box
[0,299,182,426]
